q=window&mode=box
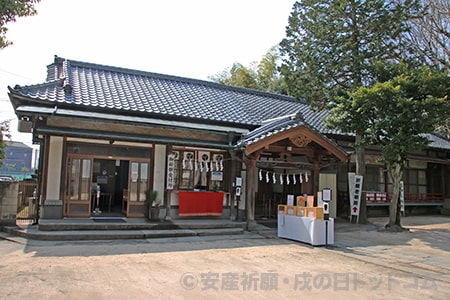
[365,166,384,191]
[404,169,427,196]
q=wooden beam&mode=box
[245,126,347,162]
[262,145,315,157]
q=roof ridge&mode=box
[10,55,311,128]
[243,114,304,142]
[9,78,65,91]
[4,141,32,148]
[56,55,300,103]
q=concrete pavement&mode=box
[331,216,450,285]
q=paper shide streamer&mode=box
[257,169,310,185]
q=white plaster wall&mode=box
[153,144,166,204]
[46,136,63,200]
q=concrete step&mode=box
[2,218,248,241]
[1,226,245,241]
[37,218,247,231]
[38,222,174,231]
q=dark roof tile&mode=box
[11,56,304,127]
[9,56,450,151]
[238,113,306,147]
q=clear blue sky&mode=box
[0,0,295,145]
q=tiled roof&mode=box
[8,56,450,152]
[4,141,32,149]
[238,112,347,155]
[238,113,307,147]
[424,133,450,150]
[10,56,306,127]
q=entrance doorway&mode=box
[91,159,129,217]
[255,174,306,219]
[64,155,151,218]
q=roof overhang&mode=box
[244,125,348,162]
[35,126,231,149]
[15,105,249,135]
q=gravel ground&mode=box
[0,215,449,299]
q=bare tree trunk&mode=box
[388,163,403,230]
[355,134,367,223]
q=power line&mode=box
[0,68,35,81]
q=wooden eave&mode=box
[244,125,348,162]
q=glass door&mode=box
[125,160,150,217]
[64,156,93,217]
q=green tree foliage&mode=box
[0,0,40,49]
[279,0,424,223]
[217,62,259,90]
[256,46,288,94]
[328,62,449,229]
[209,47,287,94]
[279,0,423,108]
[0,120,12,167]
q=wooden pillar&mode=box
[312,159,321,196]
[245,156,257,226]
[228,147,242,220]
[165,144,172,220]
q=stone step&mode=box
[37,219,247,231]
[1,226,245,241]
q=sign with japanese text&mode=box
[348,172,363,223]
[287,194,294,206]
[166,154,175,190]
[211,171,223,181]
[400,181,405,213]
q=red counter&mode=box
[178,191,224,216]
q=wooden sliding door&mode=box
[125,160,150,217]
[64,156,93,217]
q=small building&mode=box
[7,56,450,221]
[0,141,34,181]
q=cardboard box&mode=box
[306,207,324,219]
[278,205,286,215]
[296,207,306,217]
[307,195,315,207]
[296,196,306,207]
[286,205,296,216]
